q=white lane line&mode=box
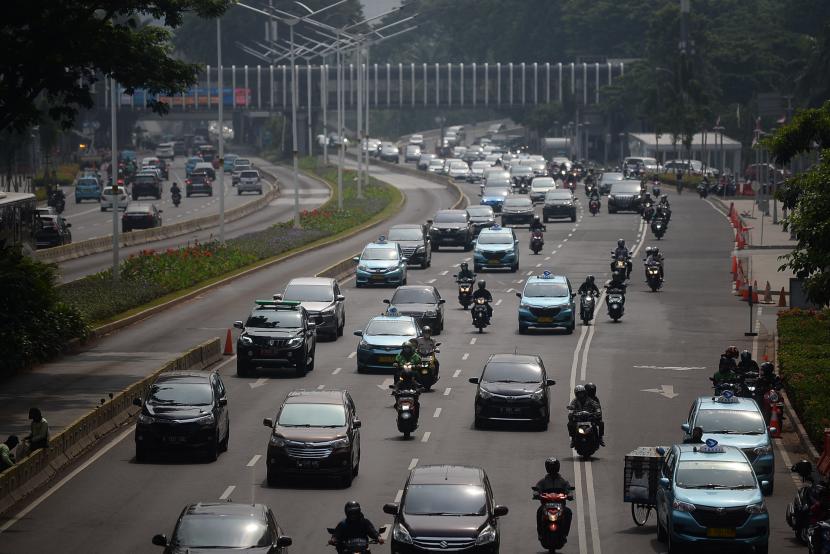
[433,408,442,418]
[332,367,342,375]
[563,238,568,242]
[249,377,268,389]
[469,338,476,345]
[247,454,262,467]
[426,278,437,284]
[348,352,356,359]
[463,257,471,261]
[0,425,133,534]
[220,485,236,500]
[317,384,325,390]
[544,256,551,261]
[395,489,404,503]
[408,458,418,470]
[557,244,563,249]
[443,387,452,396]
[580,294,605,381]
[462,353,469,360]
[526,270,533,275]
[536,263,542,267]
[440,270,449,275]
[421,431,431,443]
[213,354,238,373]
[453,369,461,378]
[506,288,514,293]
[495,299,503,306]
[568,233,573,237]
[573,459,588,554]
[584,462,602,554]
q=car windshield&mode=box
[246,311,303,329]
[174,515,273,548]
[77,179,98,187]
[532,179,555,189]
[149,382,213,406]
[512,166,532,175]
[450,162,468,170]
[388,228,423,241]
[365,319,417,336]
[504,198,531,208]
[429,160,444,167]
[524,283,570,297]
[240,171,258,178]
[602,173,624,183]
[611,183,642,194]
[434,212,466,223]
[695,409,767,434]
[362,247,399,260]
[675,460,757,489]
[278,403,346,427]
[282,284,333,302]
[477,233,513,245]
[546,192,572,201]
[483,361,542,383]
[482,187,509,196]
[392,288,437,304]
[486,178,511,188]
[466,206,493,217]
[403,485,487,516]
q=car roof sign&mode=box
[696,439,725,453]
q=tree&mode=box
[764,101,830,306]
[0,1,232,133]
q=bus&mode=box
[0,191,38,253]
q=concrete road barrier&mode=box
[0,337,221,517]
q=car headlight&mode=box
[424,311,437,317]
[530,388,545,401]
[476,524,497,545]
[393,522,413,544]
[287,337,303,347]
[745,501,767,514]
[754,444,772,455]
[478,387,493,400]
[609,195,616,201]
[269,435,285,447]
[138,413,154,424]
[331,437,350,448]
[415,246,425,252]
[358,339,369,349]
[194,413,215,426]
[672,500,696,512]
[239,335,253,346]
[321,307,335,315]
[358,264,369,271]
[519,302,530,310]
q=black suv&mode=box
[428,210,474,251]
[607,180,643,213]
[35,215,72,248]
[542,190,577,222]
[499,197,535,227]
[234,300,317,377]
[384,465,508,553]
[384,285,446,334]
[186,172,213,197]
[388,224,432,268]
[263,390,361,487]
[133,371,230,462]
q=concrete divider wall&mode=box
[0,337,221,516]
[35,173,281,265]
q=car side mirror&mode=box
[152,534,168,547]
[545,379,556,387]
[218,397,228,406]
[233,321,244,329]
[426,219,433,225]
[438,299,445,304]
[263,418,274,428]
[493,505,509,517]
[515,292,522,298]
[760,480,770,491]
[352,257,360,263]
[336,295,345,302]
[383,503,399,515]
[353,419,362,429]
[659,477,671,490]
[383,299,391,304]
[276,536,293,547]
[468,377,480,384]
[273,293,283,300]
[681,423,690,434]
[133,397,142,407]
[354,330,363,336]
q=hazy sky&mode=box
[361,0,401,19]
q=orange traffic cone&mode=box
[778,288,787,308]
[763,281,773,304]
[731,256,738,277]
[223,328,234,355]
[769,408,782,438]
[751,281,760,304]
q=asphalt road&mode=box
[0,161,805,554]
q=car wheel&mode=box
[236,359,251,377]
[342,465,354,487]
[296,354,309,376]
[237,190,242,195]
[266,466,279,487]
[511,263,518,273]
[474,264,482,272]
[100,206,106,212]
[337,316,345,337]
[519,325,527,335]
[421,258,428,269]
[220,425,230,452]
[755,544,768,554]
[356,363,366,374]
[307,348,315,371]
[135,444,149,463]
[657,517,667,542]
[565,324,574,335]
[402,276,407,286]
[571,215,577,222]
[205,433,219,462]
[474,417,485,429]
[666,524,682,554]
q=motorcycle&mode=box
[533,486,574,552]
[610,254,629,282]
[808,520,830,554]
[471,297,491,333]
[788,461,826,544]
[644,261,663,291]
[762,387,784,425]
[327,526,387,554]
[650,218,666,240]
[390,379,422,440]
[48,192,66,214]
[641,202,654,222]
[739,370,760,400]
[588,198,600,216]
[454,276,475,309]
[579,293,596,325]
[570,410,600,458]
[530,230,544,254]
[172,191,182,207]
[697,183,709,198]
[414,343,440,391]
[605,287,625,322]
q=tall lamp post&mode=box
[217,18,226,243]
[713,124,725,199]
[110,78,119,281]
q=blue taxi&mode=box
[682,392,775,494]
[473,225,519,272]
[656,441,769,553]
[353,311,421,372]
[353,236,408,287]
[185,156,202,177]
[516,272,575,334]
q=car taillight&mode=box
[147,215,154,221]
[186,179,191,184]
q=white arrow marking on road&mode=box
[634,365,706,371]
[641,385,679,399]
[462,353,469,360]
[377,378,395,391]
[249,378,268,389]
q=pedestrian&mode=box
[0,435,19,471]
[23,407,49,453]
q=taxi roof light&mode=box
[696,438,725,454]
[713,390,740,403]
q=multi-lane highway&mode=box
[0,160,803,553]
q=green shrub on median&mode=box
[777,308,830,446]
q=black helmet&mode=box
[586,275,595,285]
[585,383,597,397]
[645,246,653,256]
[460,262,469,270]
[761,361,774,375]
[422,325,432,336]
[478,280,486,290]
[545,457,560,476]
[740,350,752,364]
[651,247,660,256]
[533,215,540,222]
[345,501,362,518]
[617,238,625,248]
[574,384,586,397]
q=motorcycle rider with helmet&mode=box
[644,246,665,279]
[584,383,605,446]
[757,361,783,392]
[472,280,493,318]
[567,385,602,448]
[394,343,421,380]
[534,457,573,542]
[736,349,760,378]
[457,262,476,282]
[329,501,384,551]
[529,215,546,233]
[612,238,632,279]
[411,326,439,372]
[577,275,600,297]
[170,182,182,204]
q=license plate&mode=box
[296,460,319,469]
[706,528,736,538]
[487,259,500,265]
[421,369,429,374]
[260,347,277,355]
[537,317,553,323]
[371,275,385,281]
[501,407,522,415]
[163,436,187,444]
[378,355,395,363]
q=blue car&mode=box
[516,272,575,334]
[223,153,239,172]
[354,314,421,373]
[682,393,775,494]
[74,177,101,203]
[656,441,769,553]
[473,225,519,272]
[353,237,408,287]
[185,156,202,177]
[480,186,510,213]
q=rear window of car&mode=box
[77,179,98,188]
[434,212,467,223]
[240,171,259,179]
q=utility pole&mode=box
[217,18,226,243]
[110,78,119,282]
[289,20,301,228]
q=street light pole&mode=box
[290,21,301,228]
[363,41,370,195]
[217,18,226,243]
[356,41,363,199]
[336,31,343,209]
[110,78,119,282]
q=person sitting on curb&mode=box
[0,435,19,470]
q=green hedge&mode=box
[59,161,399,325]
[778,309,830,446]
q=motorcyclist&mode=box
[329,501,384,551]
[588,188,601,203]
[567,385,602,448]
[644,246,665,279]
[736,350,760,379]
[604,271,627,295]
[171,181,181,197]
[611,239,632,279]
[712,356,739,385]
[577,275,600,297]
[411,326,439,373]
[529,215,546,233]
[534,457,573,541]
[456,262,476,282]
[584,383,605,446]
[757,361,783,391]
[395,342,421,374]
[472,280,493,318]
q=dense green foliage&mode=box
[764,102,830,306]
[60,162,398,324]
[778,309,830,445]
[0,247,88,377]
